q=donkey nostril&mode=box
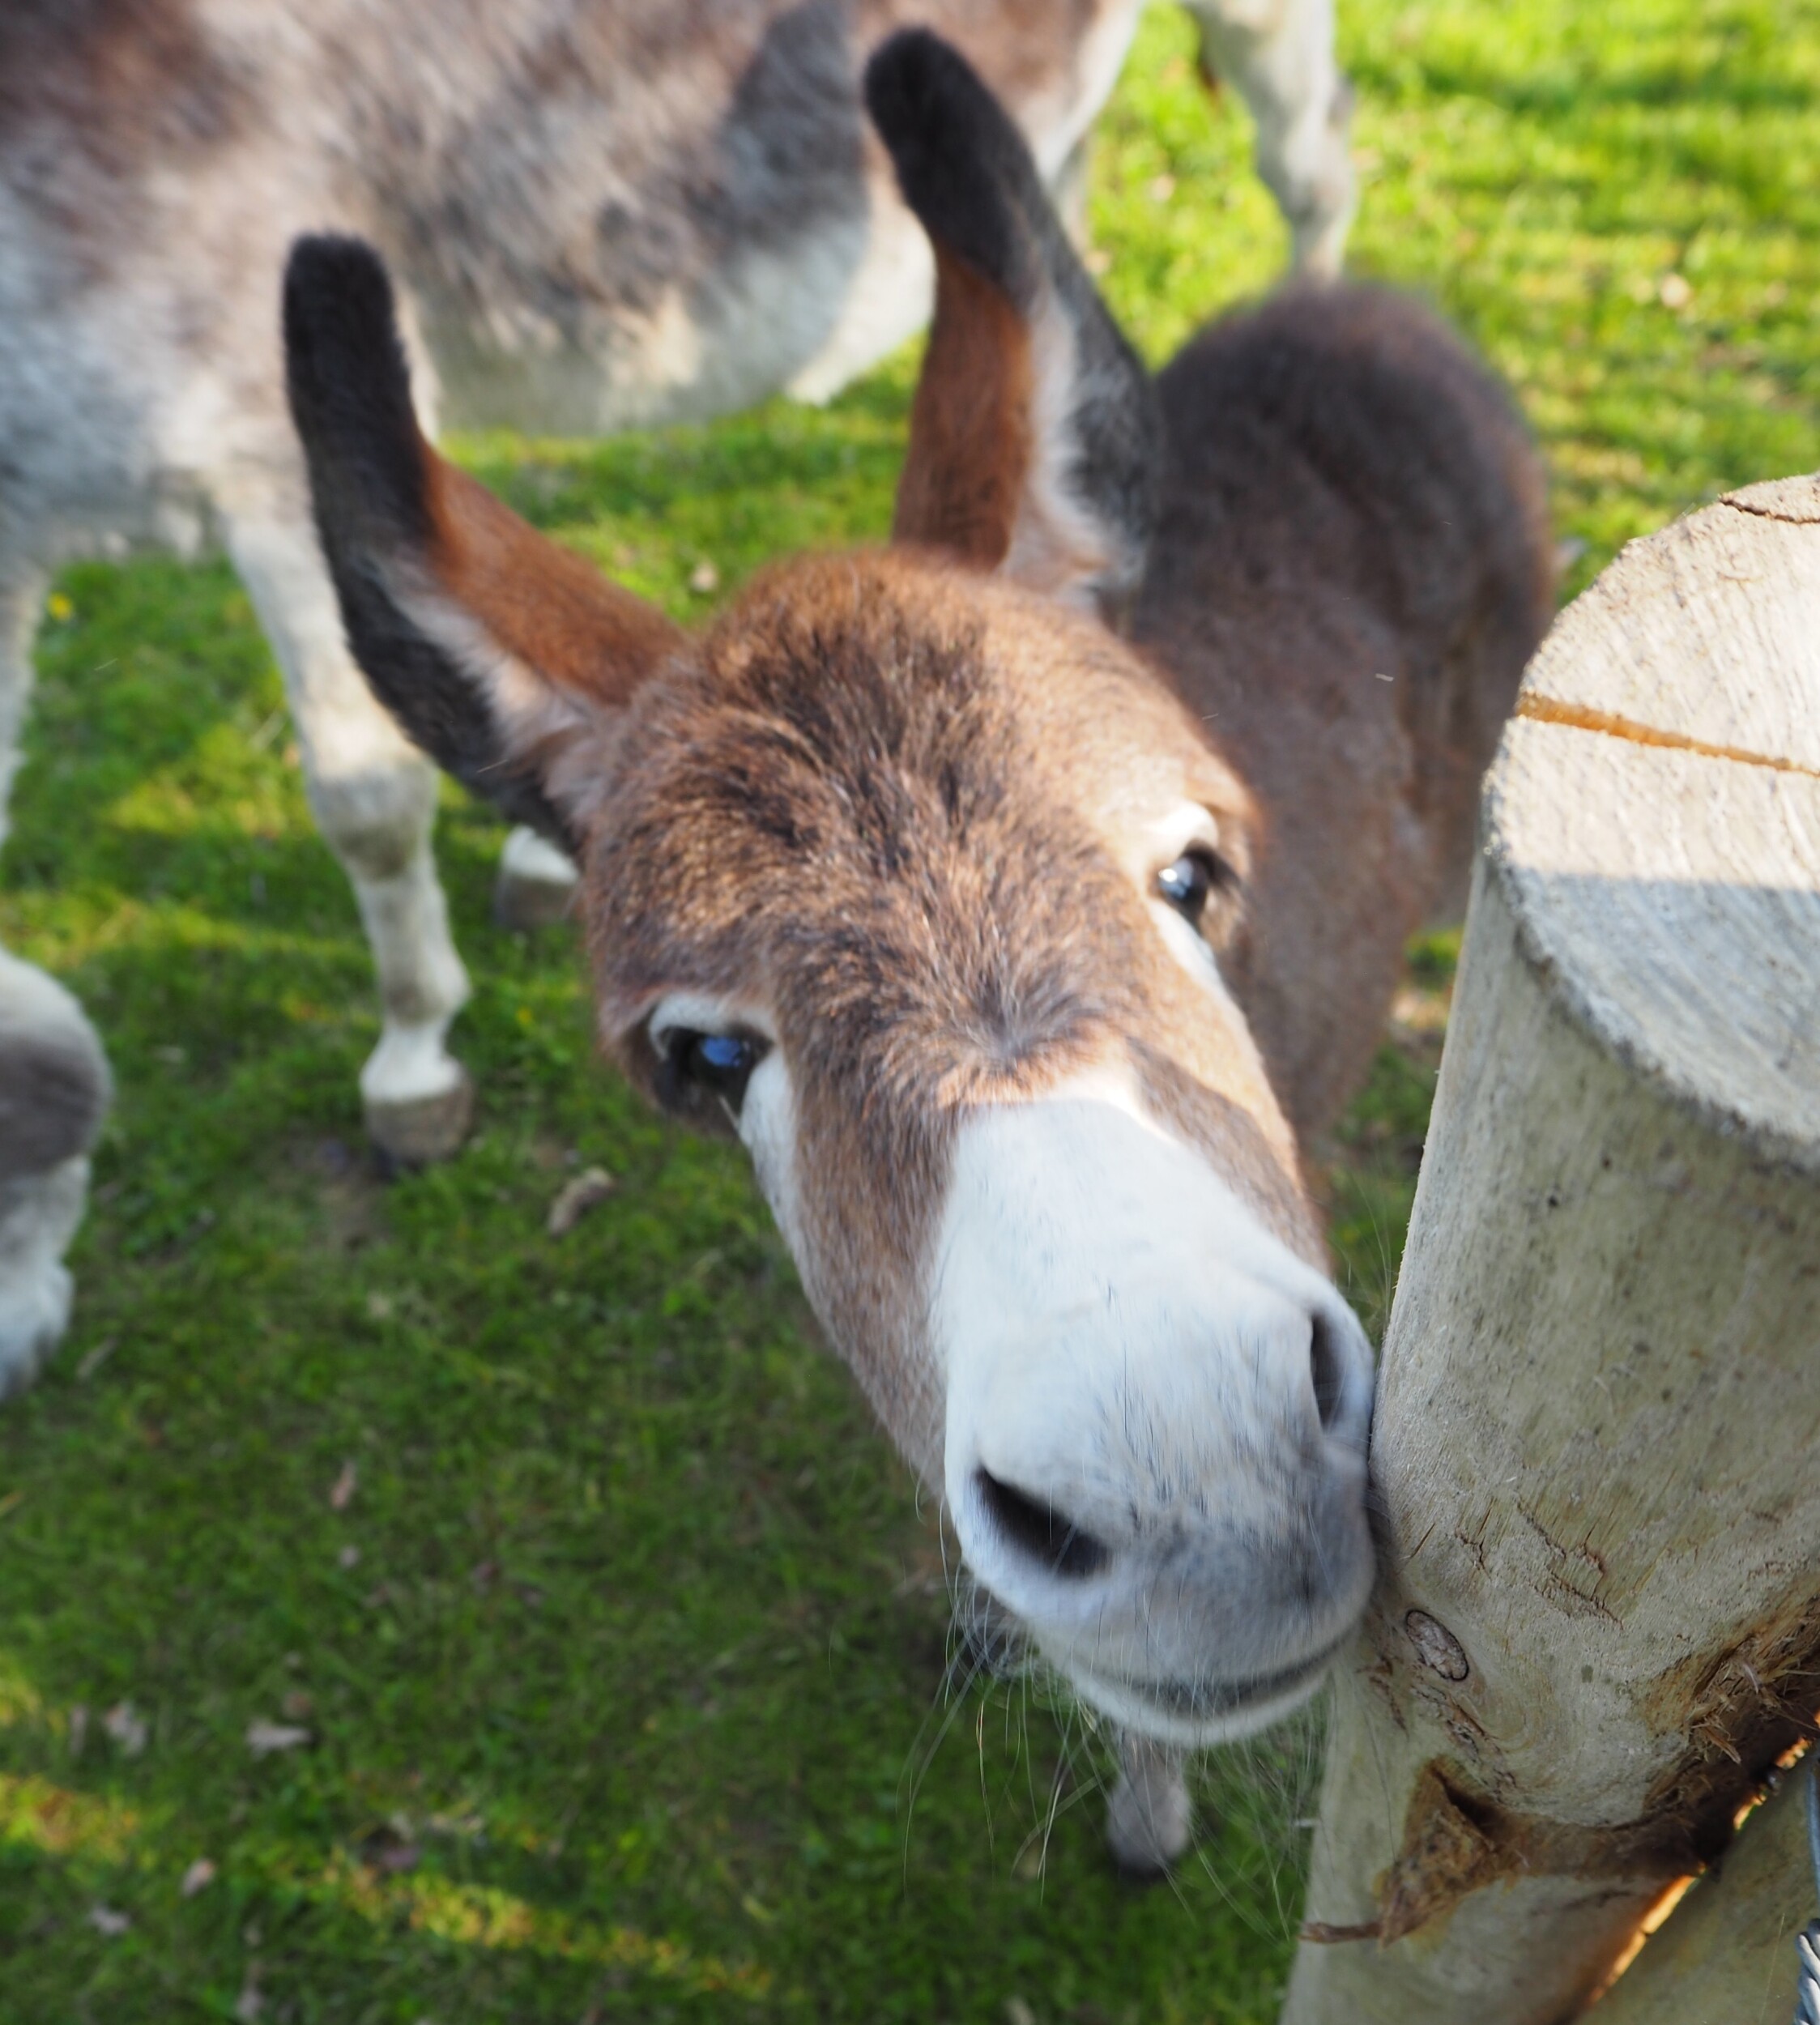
[974,1469,1109,1580]
[1311,1311,1346,1430]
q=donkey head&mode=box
[283,29,1374,1746]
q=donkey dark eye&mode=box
[1156,847,1233,930]
[663,1029,769,1117]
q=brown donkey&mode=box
[283,30,1552,1870]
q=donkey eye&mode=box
[663,1029,769,1117]
[1156,847,1233,930]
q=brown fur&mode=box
[559,552,1315,1451]
[863,25,1159,613]
[892,250,1035,568]
[282,37,1529,1788]
[428,454,683,708]
[288,253,1550,1476]
[279,218,1316,1449]
[316,484,1323,1454]
[0,0,245,175]
[0,0,249,270]
[1134,286,1554,1139]
[413,264,1554,1446]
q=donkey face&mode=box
[283,31,1374,1746]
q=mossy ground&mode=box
[3,2,1816,2018]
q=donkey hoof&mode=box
[1105,1752,1194,1881]
[364,1067,475,1168]
[492,825,579,932]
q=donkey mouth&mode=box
[1072,1634,1352,1743]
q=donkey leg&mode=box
[0,574,113,1393]
[492,825,580,932]
[224,515,474,1164]
[0,562,45,844]
[1185,0,1355,279]
[0,950,112,1398]
[1105,1733,1194,1878]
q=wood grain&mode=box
[1282,474,1820,2025]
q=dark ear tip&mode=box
[283,234,398,376]
[860,27,934,116]
[282,233,427,544]
[863,26,982,153]
[283,231,388,297]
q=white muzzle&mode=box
[933,1094,1375,1746]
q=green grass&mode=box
[3,1,1817,2016]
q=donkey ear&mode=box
[283,235,683,855]
[865,30,1161,612]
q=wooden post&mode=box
[1588,1763,1816,2024]
[1281,475,1820,2025]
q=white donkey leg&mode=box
[0,564,45,842]
[1185,0,1356,279]
[0,573,113,1396]
[1105,1733,1194,1878]
[492,824,580,932]
[0,950,111,1398]
[224,516,474,1164]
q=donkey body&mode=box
[0,0,1353,1396]
[282,32,1549,1866]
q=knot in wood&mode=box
[1404,1609,1469,1681]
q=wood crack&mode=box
[1364,1759,1737,1948]
[1721,488,1820,526]
[1515,692,1820,782]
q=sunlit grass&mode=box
[2,2,1816,2017]
[0,1776,139,1866]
